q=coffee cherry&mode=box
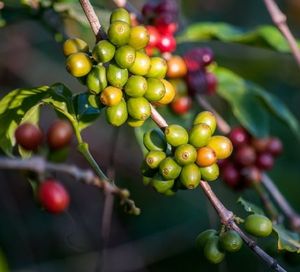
[219,230,242,252]
[195,229,218,249]
[221,163,241,189]
[166,56,187,78]
[143,176,152,186]
[106,63,128,88]
[143,128,167,152]
[38,179,70,213]
[141,160,156,178]
[124,75,147,97]
[145,151,166,169]
[108,21,131,46]
[128,25,150,50]
[229,127,250,147]
[196,147,217,167]
[142,2,156,17]
[100,86,123,106]
[159,157,182,180]
[174,144,197,165]
[266,137,283,157]
[169,78,188,96]
[156,21,178,35]
[256,152,274,170]
[206,72,217,95]
[184,47,214,71]
[180,163,201,189]
[155,0,179,14]
[144,78,166,102]
[193,111,217,134]
[127,97,151,120]
[170,96,192,115]
[157,34,176,53]
[92,40,116,63]
[200,163,219,182]
[251,138,269,153]
[129,51,151,76]
[242,166,262,185]
[189,123,212,148]
[151,174,174,193]
[157,79,176,105]
[146,26,160,48]
[127,117,144,127]
[244,214,272,237]
[186,70,207,96]
[15,123,43,151]
[146,57,167,79]
[235,145,256,166]
[106,99,128,126]
[87,65,107,94]
[110,8,131,24]
[47,120,73,150]
[63,38,89,56]
[66,52,92,77]
[164,124,188,147]
[204,236,225,264]
[207,136,233,160]
[114,45,136,69]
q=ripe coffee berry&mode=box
[47,120,73,150]
[38,179,70,213]
[15,123,43,151]
[229,127,250,147]
[157,34,176,53]
[266,137,283,157]
[184,47,214,71]
[221,163,241,189]
[234,145,256,166]
[256,152,274,170]
[166,56,187,78]
[146,26,160,48]
[170,96,192,115]
[205,72,217,95]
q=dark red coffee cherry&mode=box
[266,137,283,157]
[229,127,250,147]
[186,70,207,96]
[183,47,214,72]
[38,179,70,213]
[221,163,241,189]
[47,120,73,150]
[256,152,274,170]
[206,72,217,95]
[235,145,256,166]
[15,123,43,151]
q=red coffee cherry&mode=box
[38,179,70,213]
[266,137,283,157]
[170,96,192,115]
[229,127,250,147]
[251,138,269,153]
[146,26,160,48]
[206,72,217,95]
[157,34,176,53]
[221,163,241,189]
[183,47,214,72]
[47,120,73,150]
[15,123,43,151]
[234,145,256,166]
[256,152,274,170]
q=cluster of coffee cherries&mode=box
[141,111,233,195]
[219,127,283,190]
[14,121,72,213]
[196,213,272,264]
[63,8,176,127]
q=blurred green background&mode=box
[0,0,300,271]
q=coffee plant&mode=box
[0,0,300,271]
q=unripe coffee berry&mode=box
[106,99,128,126]
[220,230,242,252]
[174,144,197,165]
[47,120,73,150]
[128,25,150,50]
[146,57,167,79]
[196,146,217,167]
[63,38,89,56]
[180,163,201,189]
[166,55,187,78]
[92,40,115,63]
[87,65,107,94]
[195,229,217,249]
[100,86,123,106]
[207,136,233,160]
[193,111,217,134]
[127,97,151,120]
[124,75,147,97]
[129,51,151,76]
[15,123,43,151]
[159,157,182,180]
[114,45,136,68]
[164,124,188,147]
[157,79,176,105]
[106,63,128,88]
[110,8,131,24]
[244,214,272,237]
[151,174,174,193]
[189,123,212,148]
[200,163,219,182]
[204,236,225,264]
[143,128,167,152]
[144,78,166,102]
[145,151,166,169]
[108,21,131,46]
[66,52,92,77]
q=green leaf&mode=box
[237,197,265,215]
[273,224,300,252]
[216,67,269,137]
[177,22,299,52]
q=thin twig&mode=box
[0,156,138,214]
[263,0,300,69]
[79,1,286,270]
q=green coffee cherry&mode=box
[141,160,156,178]
[204,236,225,264]
[200,163,219,182]
[128,25,150,50]
[180,163,201,189]
[106,63,128,88]
[114,45,136,69]
[63,38,89,56]
[110,8,131,24]
[65,52,92,77]
[127,97,151,120]
[129,51,151,76]
[108,21,131,46]
[106,99,128,126]
[193,111,217,134]
[124,75,147,97]
[164,124,189,147]
[87,65,107,94]
[145,151,166,169]
[163,189,176,196]
[174,144,197,165]
[207,136,233,160]
[144,78,166,102]
[142,176,152,186]
[127,117,144,127]
[159,157,182,180]
[92,40,115,63]
[189,123,212,148]
[244,214,273,237]
[195,229,218,249]
[146,57,167,78]
[151,174,174,194]
[143,128,167,152]
[219,230,243,253]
